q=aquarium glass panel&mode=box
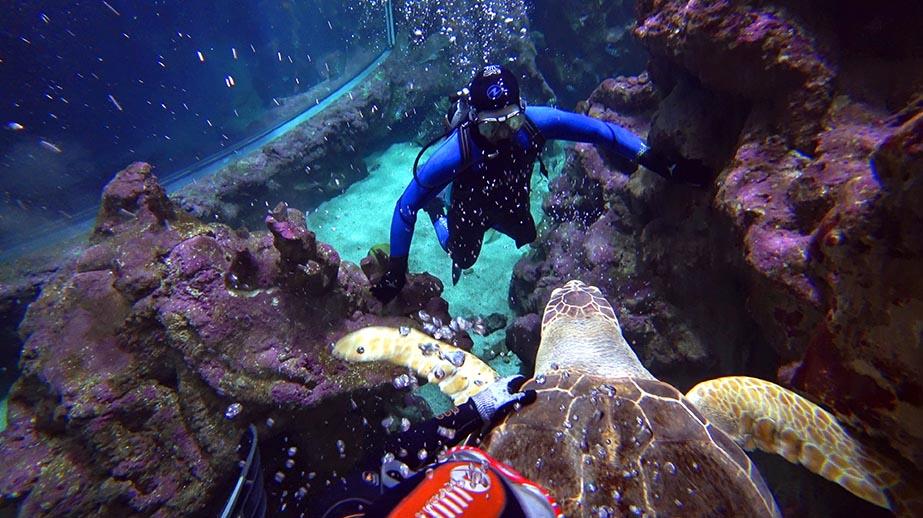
[0,0,389,252]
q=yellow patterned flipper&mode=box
[333,326,499,405]
[686,376,897,511]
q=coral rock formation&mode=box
[633,0,923,474]
[0,163,459,516]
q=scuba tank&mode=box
[412,88,472,190]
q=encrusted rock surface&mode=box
[0,163,462,516]
[632,0,923,474]
[513,0,923,506]
[511,72,762,386]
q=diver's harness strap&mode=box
[520,115,549,179]
[455,115,548,178]
[412,113,548,192]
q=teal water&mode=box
[308,140,565,395]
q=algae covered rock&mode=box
[0,162,457,516]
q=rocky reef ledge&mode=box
[510,0,922,514]
[0,162,465,516]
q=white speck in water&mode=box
[398,326,410,336]
[39,140,62,153]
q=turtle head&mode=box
[534,280,654,380]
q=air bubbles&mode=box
[224,403,242,420]
[664,461,677,475]
[441,350,466,367]
[398,326,410,336]
[336,439,346,457]
[418,342,439,356]
[393,373,414,389]
[287,447,298,457]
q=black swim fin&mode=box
[452,264,462,285]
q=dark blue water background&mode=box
[0,0,386,249]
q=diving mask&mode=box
[475,104,525,140]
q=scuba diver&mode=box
[371,64,708,304]
[221,375,559,517]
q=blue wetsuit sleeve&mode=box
[525,106,648,161]
[389,132,465,258]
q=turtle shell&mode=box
[482,372,780,517]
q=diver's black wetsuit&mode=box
[389,106,647,272]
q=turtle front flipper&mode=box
[333,326,499,405]
[686,376,899,511]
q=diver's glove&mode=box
[471,375,537,424]
[638,148,712,187]
[371,254,408,304]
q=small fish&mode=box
[5,122,24,131]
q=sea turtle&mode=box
[334,280,912,516]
